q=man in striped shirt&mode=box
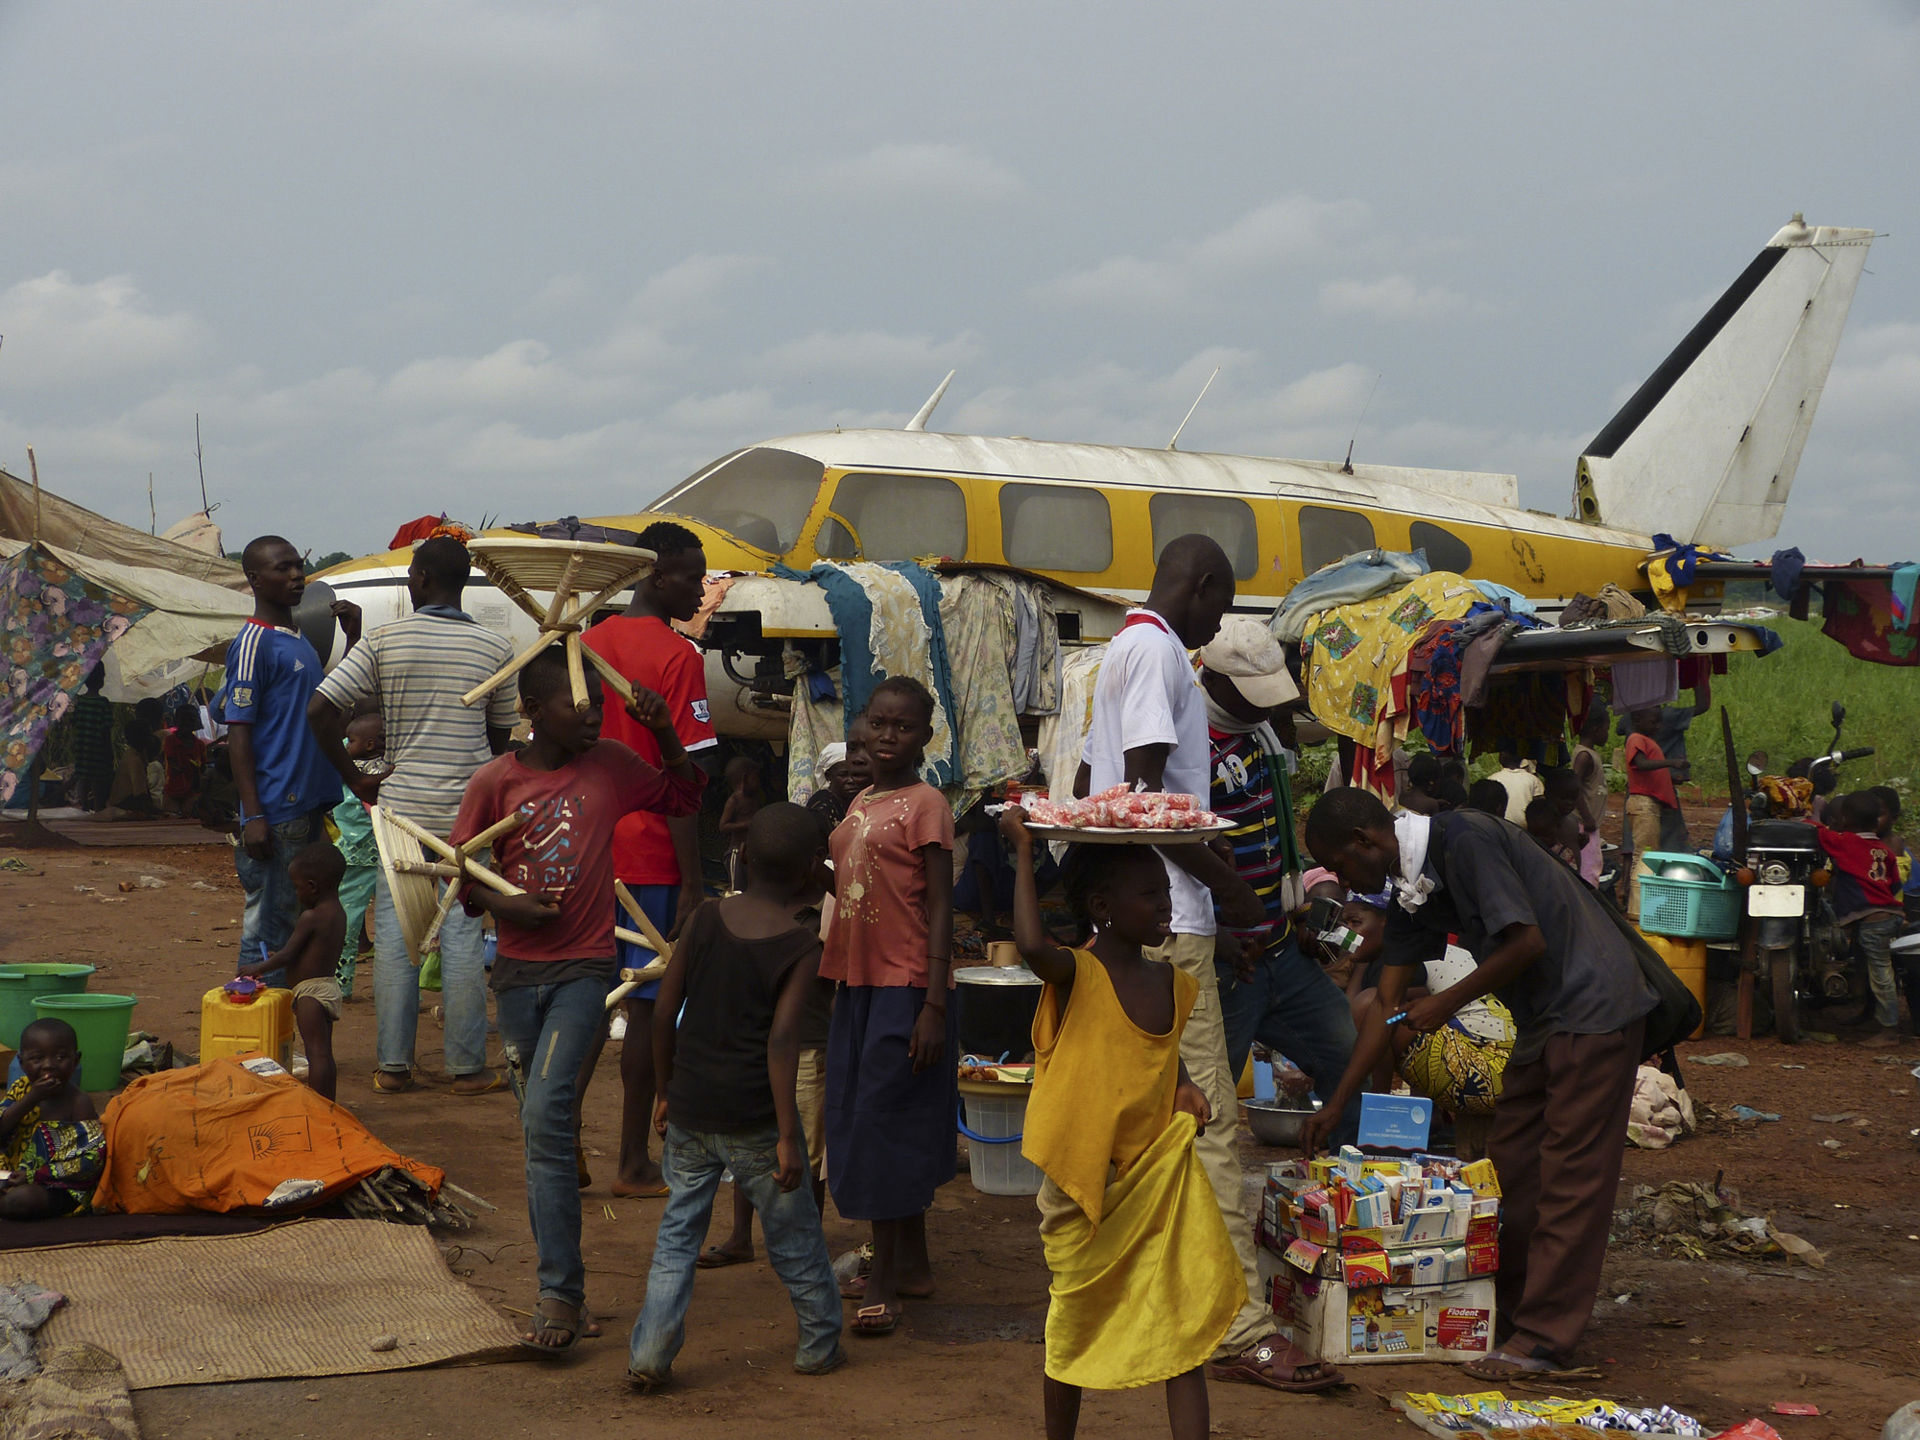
[1199,618,1361,1149]
[310,537,518,1096]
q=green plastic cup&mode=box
[31,992,137,1092]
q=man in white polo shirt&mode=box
[1077,533,1340,1394]
[309,536,519,1096]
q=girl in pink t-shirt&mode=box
[821,676,956,1338]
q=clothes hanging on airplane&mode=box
[1769,547,1807,603]
[1468,672,1572,767]
[1609,656,1679,710]
[802,560,961,785]
[1268,548,1430,643]
[972,571,1062,715]
[937,574,1029,796]
[1890,563,1920,629]
[1304,573,1481,771]
[1036,645,1106,799]
[784,672,845,805]
[1822,579,1920,666]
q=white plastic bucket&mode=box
[958,1085,1043,1196]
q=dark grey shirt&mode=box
[1382,811,1656,1065]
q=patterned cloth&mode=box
[1303,572,1480,762]
[0,546,150,808]
[936,574,1028,798]
[2,1076,107,1211]
[1822,579,1919,666]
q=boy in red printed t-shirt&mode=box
[1817,792,1905,1047]
[580,520,718,1196]
[451,645,706,1356]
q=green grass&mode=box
[1683,615,1916,805]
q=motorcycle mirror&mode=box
[1831,701,1845,726]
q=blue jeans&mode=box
[234,808,325,985]
[1218,933,1363,1148]
[372,868,490,1076]
[496,975,610,1307]
[629,1124,842,1379]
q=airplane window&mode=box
[1297,506,1376,575]
[653,447,826,554]
[1150,494,1259,580]
[1409,520,1473,575]
[1000,484,1113,573]
[827,473,968,562]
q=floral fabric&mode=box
[0,546,151,807]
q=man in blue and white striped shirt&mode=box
[311,537,519,1096]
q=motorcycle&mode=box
[1738,702,1875,1043]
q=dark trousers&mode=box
[1487,1019,1643,1364]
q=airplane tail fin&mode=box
[1574,217,1873,548]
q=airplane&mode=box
[319,216,1875,738]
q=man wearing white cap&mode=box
[1198,618,1363,1157]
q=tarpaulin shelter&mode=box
[0,469,254,807]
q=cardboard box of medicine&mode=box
[1258,1247,1496,1364]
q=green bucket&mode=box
[31,993,137,1092]
[0,964,96,1049]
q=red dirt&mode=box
[2,842,1914,1440]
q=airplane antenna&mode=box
[1340,371,1382,475]
[1166,367,1220,451]
[904,370,956,432]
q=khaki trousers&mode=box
[1147,931,1277,1358]
[1624,794,1662,919]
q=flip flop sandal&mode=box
[795,1347,848,1376]
[517,1301,585,1358]
[626,1367,671,1392]
[450,1070,506,1096]
[851,1304,900,1338]
[696,1246,753,1269]
[372,1070,413,1094]
[1206,1338,1342,1393]
[1461,1351,1566,1382]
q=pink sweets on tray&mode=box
[1019,786,1229,844]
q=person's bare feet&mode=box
[611,1164,669,1198]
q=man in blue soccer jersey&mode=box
[222,536,370,979]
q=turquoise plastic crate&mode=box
[1638,851,1740,940]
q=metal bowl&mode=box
[1245,1098,1322,1147]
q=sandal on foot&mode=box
[840,1274,933,1301]
[696,1245,753,1269]
[1461,1350,1565,1382]
[372,1069,413,1094]
[451,1069,506,1096]
[626,1367,671,1392]
[851,1304,900,1338]
[518,1298,587,1357]
[1207,1338,1342,1393]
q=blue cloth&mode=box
[613,883,676,1002]
[496,973,611,1306]
[628,1124,843,1379]
[1217,935,1362,1147]
[1891,563,1920,629]
[1649,534,1726,587]
[1270,549,1429,643]
[1770,547,1806,602]
[824,984,958,1221]
[802,560,960,788]
[217,623,341,824]
[1467,581,1539,619]
[373,869,490,1076]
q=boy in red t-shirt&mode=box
[579,520,717,1196]
[160,705,208,816]
[1623,708,1687,919]
[451,645,706,1355]
[1816,792,1905,1046]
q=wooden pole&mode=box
[26,447,41,544]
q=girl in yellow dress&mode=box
[999,810,1242,1440]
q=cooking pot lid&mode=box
[953,965,1041,986]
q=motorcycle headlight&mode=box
[1759,862,1791,886]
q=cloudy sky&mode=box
[2,2,1915,563]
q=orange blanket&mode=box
[91,1058,442,1215]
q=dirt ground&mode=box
[2,835,1916,1440]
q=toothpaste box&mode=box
[1401,1205,1454,1245]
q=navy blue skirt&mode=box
[825,984,959,1222]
